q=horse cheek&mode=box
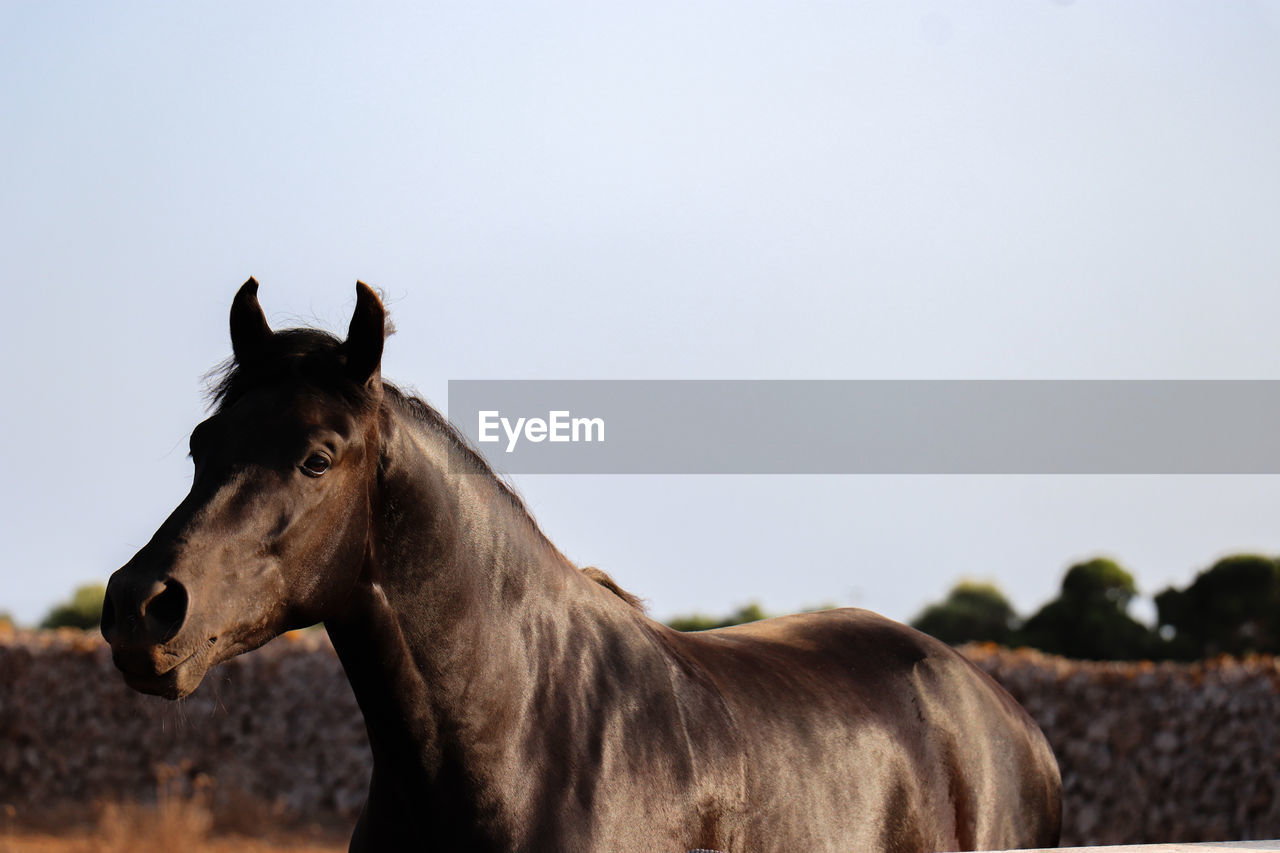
[288,485,371,624]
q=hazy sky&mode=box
[3,3,1279,627]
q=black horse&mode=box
[102,280,1061,852]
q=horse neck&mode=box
[368,397,577,611]
[325,399,603,789]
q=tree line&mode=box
[911,554,1280,660]
[666,555,1280,662]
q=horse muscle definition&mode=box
[102,280,1061,853]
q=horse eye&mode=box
[300,453,331,477]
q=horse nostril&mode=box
[144,579,189,643]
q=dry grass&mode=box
[94,764,214,853]
[0,834,344,853]
[0,766,345,853]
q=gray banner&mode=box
[446,380,1280,474]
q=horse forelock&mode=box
[205,328,380,413]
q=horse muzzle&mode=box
[101,568,215,699]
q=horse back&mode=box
[669,608,1062,852]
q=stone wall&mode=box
[964,644,1280,846]
[2,627,1278,844]
[0,628,368,834]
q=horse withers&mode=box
[102,280,1062,852]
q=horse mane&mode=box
[580,566,646,611]
[384,391,644,610]
[378,382,543,520]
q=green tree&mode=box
[40,583,106,630]
[667,602,769,632]
[910,581,1018,645]
[1014,558,1157,660]
[1155,554,1280,659]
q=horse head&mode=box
[101,279,387,698]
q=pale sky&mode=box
[3,2,1279,627]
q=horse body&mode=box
[681,614,1060,851]
[102,280,1060,852]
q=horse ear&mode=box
[230,277,273,364]
[344,282,386,386]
